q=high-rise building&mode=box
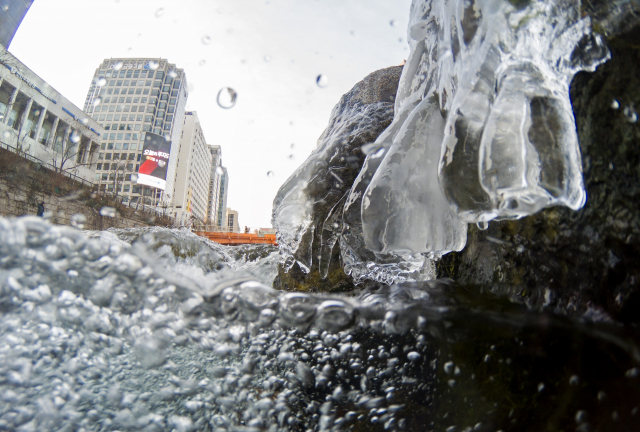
[207,144,222,225]
[0,0,33,49]
[0,45,102,182]
[82,58,188,204]
[172,111,211,224]
[217,166,228,227]
[226,208,240,233]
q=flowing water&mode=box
[0,216,638,432]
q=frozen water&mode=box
[360,0,611,260]
[0,217,638,431]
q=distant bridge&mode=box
[195,231,278,246]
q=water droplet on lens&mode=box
[288,154,295,160]
[113,61,123,71]
[100,206,116,218]
[148,60,159,70]
[70,213,87,229]
[131,174,138,182]
[97,77,107,86]
[169,70,178,78]
[569,375,580,386]
[390,20,396,27]
[476,221,489,230]
[407,352,420,361]
[201,35,211,45]
[516,245,525,254]
[264,55,272,62]
[199,59,206,66]
[316,74,329,88]
[266,171,274,178]
[92,97,102,106]
[2,5,8,11]
[538,382,545,392]
[290,143,295,149]
[155,8,165,17]
[216,166,224,175]
[624,106,637,123]
[3,131,10,138]
[611,99,620,109]
[70,131,81,143]
[81,118,89,125]
[217,87,237,109]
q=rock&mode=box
[272,66,402,292]
[437,25,640,323]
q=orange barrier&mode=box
[195,231,278,246]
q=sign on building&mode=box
[137,132,170,190]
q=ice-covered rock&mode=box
[361,0,611,262]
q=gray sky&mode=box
[10,0,411,228]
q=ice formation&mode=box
[361,0,610,257]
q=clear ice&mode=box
[274,0,612,283]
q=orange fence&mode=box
[195,231,278,246]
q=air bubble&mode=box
[444,361,454,374]
[97,77,107,86]
[100,207,116,218]
[267,171,274,178]
[113,61,123,71]
[476,221,489,230]
[624,106,638,123]
[201,35,211,45]
[217,87,237,109]
[70,214,87,229]
[316,74,329,88]
[407,352,420,361]
[155,8,165,17]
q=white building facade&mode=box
[0,46,102,182]
[172,111,212,224]
[206,144,222,225]
[82,58,188,204]
[217,166,229,227]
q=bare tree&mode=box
[44,118,98,175]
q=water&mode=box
[0,217,638,431]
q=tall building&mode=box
[82,58,188,204]
[207,144,222,225]
[217,166,228,227]
[0,45,101,182]
[172,111,211,224]
[226,208,240,233]
[0,0,33,49]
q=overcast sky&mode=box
[10,0,412,228]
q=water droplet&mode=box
[92,97,102,106]
[100,206,116,218]
[624,106,637,123]
[476,221,489,230]
[3,131,11,139]
[264,55,272,62]
[569,375,580,386]
[70,214,87,229]
[407,352,420,361]
[113,61,124,71]
[626,367,639,378]
[266,171,274,178]
[390,20,396,27]
[199,59,206,66]
[217,87,237,109]
[288,154,295,160]
[69,131,81,143]
[216,166,224,175]
[516,245,525,254]
[1,5,8,11]
[316,74,329,88]
[201,35,211,45]
[97,77,107,86]
[168,70,178,78]
[290,143,295,149]
[611,99,620,109]
[148,60,159,70]
[155,8,165,17]
[537,383,545,392]
[80,118,89,125]
[575,410,586,423]
[444,361,454,374]
[131,173,138,182]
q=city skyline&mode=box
[10,0,412,227]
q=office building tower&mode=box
[226,208,240,233]
[207,144,222,225]
[0,0,33,49]
[82,58,188,204]
[172,111,211,224]
[217,166,228,227]
[0,45,101,182]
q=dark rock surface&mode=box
[273,66,402,292]
[437,26,640,323]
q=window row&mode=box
[96,88,180,98]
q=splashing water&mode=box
[0,217,637,431]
